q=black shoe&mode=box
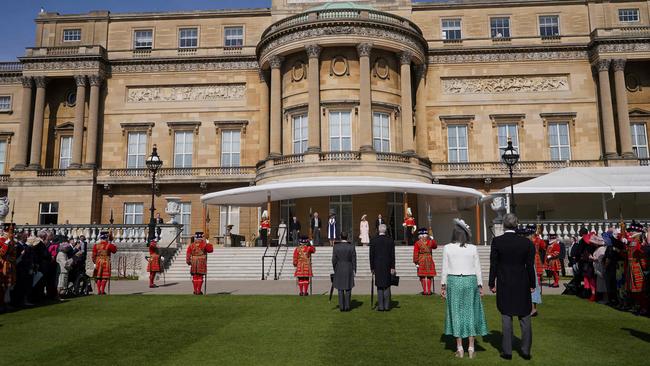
[522,354,532,360]
[500,353,512,360]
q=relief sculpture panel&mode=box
[126,83,246,103]
[442,75,569,94]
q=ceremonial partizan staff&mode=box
[186,232,213,295]
[293,236,315,296]
[413,227,437,295]
[147,240,162,288]
[92,231,117,295]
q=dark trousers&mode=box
[377,286,391,311]
[338,289,351,311]
[260,229,268,247]
[501,314,532,356]
[605,266,618,304]
[405,229,413,246]
[560,258,566,277]
[312,228,320,246]
[291,230,299,246]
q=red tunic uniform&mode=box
[413,238,437,277]
[545,242,562,272]
[533,235,547,276]
[147,243,162,273]
[293,244,315,277]
[403,217,416,232]
[260,220,271,231]
[186,239,213,275]
[625,240,647,293]
[0,238,17,289]
[92,240,117,279]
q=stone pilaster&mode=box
[305,44,322,153]
[84,74,103,168]
[595,59,618,159]
[258,69,270,161]
[14,77,33,169]
[415,64,428,157]
[269,56,283,157]
[357,43,373,152]
[70,75,87,168]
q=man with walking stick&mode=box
[186,232,213,295]
[369,224,395,311]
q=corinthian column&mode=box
[415,64,428,157]
[305,44,322,153]
[399,52,414,155]
[258,69,270,161]
[595,60,618,159]
[357,43,373,151]
[28,76,48,169]
[84,75,103,168]
[269,56,283,157]
[70,75,87,168]
[612,59,634,158]
[14,77,33,169]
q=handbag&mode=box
[390,273,400,287]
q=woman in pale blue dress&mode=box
[519,226,542,316]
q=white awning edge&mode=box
[201,177,484,206]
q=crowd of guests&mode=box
[0,226,89,313]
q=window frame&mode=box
[123,202,145,225]
[447,124,469,163]
[0,95,12,112]
[0,139,8,174]
[173,130,194,168]
[490,16,511,39]
[441,18,462,40]
[58,135,73,169]
[39,202,59,225]
[179,202,192,236]
[221,129,241,167]
[618,8,640,23]
[219,205,240,236]
[538,15,560,37]
[62,29,82,42]
[372,111,391,152]
[223,26,244,48]
[328,110,352,152]
[548,122,572,161]
[178,27,199,49]
[133,29,154,50]
[292,113,308,154]
[126,131,148,169]
[497,123,520,155]
[631,123,649,159]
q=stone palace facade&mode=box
[0,0,648,242]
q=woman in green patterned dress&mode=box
[441,219,488,359]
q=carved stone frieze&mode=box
[111,60,259,74]
[126,83,246,103]
[259,25,425,62]
[594,42,650,54]
[22,60,103,71]
[0,76,23,85]
[429,50,588,64]
[442,75,569,94]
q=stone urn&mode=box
[164,196,181,224]
[0,196,9,224]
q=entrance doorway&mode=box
[329,195,353,240]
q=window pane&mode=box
[0,96,10,110]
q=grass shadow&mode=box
[483,330,522,355]
[389,300,400,309]
[350,299,364,310]
[439,334,488,352]
[622,328,650,343]
[158,282,179,287]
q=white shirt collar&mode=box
[504,230,516,233]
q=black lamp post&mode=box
[501,139,520,214]
[146,144,163,243]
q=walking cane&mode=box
[108,277,111,295]
[309,256,313,296]
[370,273,375,310]
[204,273,208,296]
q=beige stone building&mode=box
[0,0,648,243]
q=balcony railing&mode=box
[24,45,107,58]
[431,160,606,177]
[37,169,67,177]
[273,154,305,166]
[98,166,256,184]
[319,151,361,161]
[591,26,650,38]
[640,158,650,166]
[0,62,22,72]
[0,174,9,182]
[519,219,650,240]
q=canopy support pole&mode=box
[482,201,488,246]
[601,193,608,220]
[403,192,408,218]
[267,193,272,226]
[475,203,481,245]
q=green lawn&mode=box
[1,295,649,366]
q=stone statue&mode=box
[0,196,9,224]
[165,197,181,224]
[490,195,507,224]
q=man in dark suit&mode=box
[289,216,301,247]
[310,212,321,246]
[332,232,356,312]
[370,224,395,311]
[489,213,536,361]
[375,214,386,236]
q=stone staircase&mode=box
[164,245,492,281]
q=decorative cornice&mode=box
[356,43,373,58]
[305,44,322,59]
[167,121,201,135]
[22,60,104,72]
[73,75,87,87]
[0,76,23,85]
[214,120,248,134]
[429,47,589,64]
[592,41,650,55]
[110,59,259,74]
[611,58,627,72]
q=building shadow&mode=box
[622,327,650,343]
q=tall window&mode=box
[224,26,244,48]
[0,140,7,173]
[174,131,193,167]
[0,96,11,111]
[497,124,519,153]
[387,193,404,241]
[63,29,81,42]
[619,9,640,22]
[179,202,192,236]
[329,111,352,151]
[373,112,390,152]
[178,28,198,48]
[59,136,73,169]
[127,132,147,168]
[490,17,511,38]
[134,29,153,49]
[329,195,353,240]
[124,203,144,224]
[39,202,59,225]
[447,125,468,163]
[280,199,295,224]
[631,123,649,158]
[221,130,241,167]
[292,114,308,154]
[539,15,559,37]
[548,122,571,161]
[441,19,462,40]
[220,205,240,236]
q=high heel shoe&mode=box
[468,348,475,359]
[455,348,464,358]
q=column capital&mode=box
[269,55,284,69]
[595,59,611,72]
[356,43,373,57]
[305,44,322,59]
[74,75,87,87]
[34,76,48,88]
[612,59,627,72]
[399,51,413,65]
[88,74,104,87]
[20,76,33,88]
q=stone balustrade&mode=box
[431,159,606,178]
[0,62,23,72]
[97,166,256,184]
[591,26,650,38]
[519,219,650,240]
[24,45,107,58]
